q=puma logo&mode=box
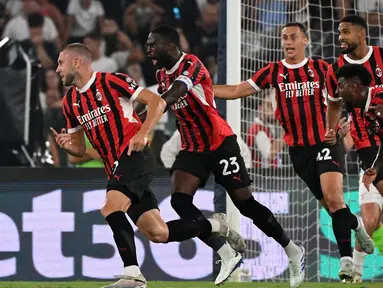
[113,174,122,181]
[73,101,80,107]
[279,73,288,79]
[332,161,340,167]
[233,176,241,182]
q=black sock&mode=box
[105,211,138,267]
[346,205,359,230]
[332,208,352,257]
[237,196,290,247]
[171,192,226,250]
[166,218,212,242]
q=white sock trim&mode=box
[124,265,141,277]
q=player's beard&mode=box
[64,71,76,86]
[340,42,358,54]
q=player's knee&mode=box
[322,189,344,212]
[363,217,380,235]
[101,197,130,218]
[170,192,193,213]
[146,225,169,243]
[325,199,345,213]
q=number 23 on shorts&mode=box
[219,156,240,176]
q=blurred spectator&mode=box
[100,18,145,70]
[127,63,146,86]
[66,0,104,43]
[246,91,284,168]
[37,0,66,44]
[42,69,66,167]
[22,12,57,70]
[190,2,218,59]
[83,32,118,72]
[2,0,59,46]
[123,0,164,47]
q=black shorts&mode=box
[171,135,251,191]
[107,146,158,224]
[357,145,383,185]
[289,142,344,200]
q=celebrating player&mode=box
[335,63,383,257]
[212,22,373,282]
[52,43,239,288]
[325,14,383,282]
[146,25,305,287]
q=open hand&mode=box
[337,117,350,139]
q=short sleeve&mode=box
[107,72,143,101]
[247,63,272,92]
[62,92,82,133]
[175,56,208,91]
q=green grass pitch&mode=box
[0,282,381,288]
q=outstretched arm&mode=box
[213,81,256,100]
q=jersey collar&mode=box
[281,58,308,69]
[166,53,186,74]
[76,71,97,93]
[344,46,373,64]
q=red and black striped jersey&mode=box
[326,46,383,150]
[248,58,328,147]
[366,87,383,108]
[156,53,233,152]
[62,72,142,178]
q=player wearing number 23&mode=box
[146,25,305,288]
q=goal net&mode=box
[227,0,383,283]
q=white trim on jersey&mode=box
[247,79,261,92]
[191,83,211,106]
[119,97,139,123]
[328,94,342,102]
[68,125,82,133]
[166,53,186,74]
[77,72,97,93]
[364,88,373,112]
[281,58,308,69]
[131,86,144,102]
[344,46,373,64]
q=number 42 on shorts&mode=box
[316,148,332,161]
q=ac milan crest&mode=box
[308,68,314,78]
[376,67,382,77]
[96,90,102,101]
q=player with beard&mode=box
[52,43,240,288]
[212,22,374,282]
[326,14,383,282]
[145,24,305,287]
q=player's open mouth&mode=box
[340,42,348,49]
[286,48,295,52]
[148,55,158,66]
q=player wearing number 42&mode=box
[213,22,374,282]
[52,42,252,288]
[143,24,305,288]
